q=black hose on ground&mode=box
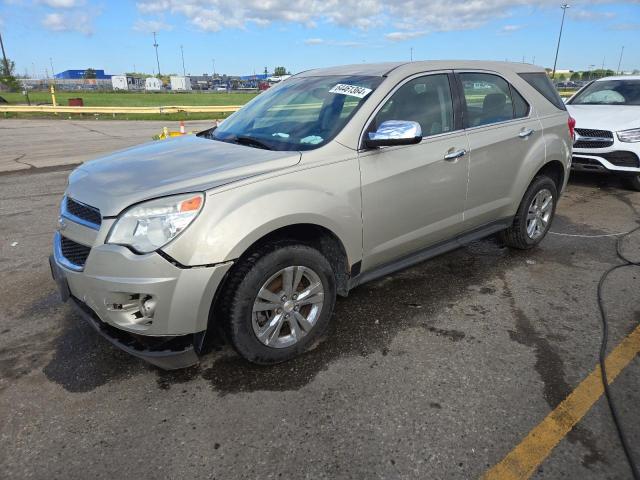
[597,224,640,480]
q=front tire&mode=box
[500,175,558,249]
[623,174,640,192]
[222,244,336,365]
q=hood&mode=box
[66,135,301,216]
[566,105,640,132]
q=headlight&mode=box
[617,128,640,143]
[107,193,204,253]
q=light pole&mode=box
[410,47,413,61]
[616,46,624,75]
[0,30,10,75]
[180,45,186,76]
[153,31,161,76]
[551,3,570,80]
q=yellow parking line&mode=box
[483,323,640,480]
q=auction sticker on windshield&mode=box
[329,84,373,98]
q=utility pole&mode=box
[551,3,570,80]
[410,47,413,61]
[180,45,186,76]
[153,31,161,77]
[0,30,10,75]
[616,46,624,75]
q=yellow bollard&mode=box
[50,84,58,115]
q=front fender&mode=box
[162,159,363,267]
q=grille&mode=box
[60,236,91,268]
[600,151,640,168]
[65,197,102,227]
[574,128,614,149]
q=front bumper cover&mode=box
[50,254,204,370]
[50,234,234,369]
[70,294,202,370]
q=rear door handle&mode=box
[444,149,467,161]
[518,128,534,138]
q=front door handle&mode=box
[518,128,534,138]
[444,149,467,161]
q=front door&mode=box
[359,72,470,271]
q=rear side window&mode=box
[459,73,515,127]
[519,72,566,111]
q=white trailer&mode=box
[145,77,163,91]
[111,75,128,91]
[170,76,192,91]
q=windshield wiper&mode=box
[233,135,273,150]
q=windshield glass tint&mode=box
[569,80,640,105]
[210,75,382,151]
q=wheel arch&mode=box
[202,222,352,351]
[535,159,566,191]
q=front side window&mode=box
[371,74,455,137]
[207,75,383,151]
[460,73,518,127]
[568,79,640,106]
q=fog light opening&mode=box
[140,296,157,318]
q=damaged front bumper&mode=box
[49,234,233,370]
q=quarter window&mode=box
[511,86,530,118]
[371,74,454,138]
[460,73,526,127]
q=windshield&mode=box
[204,75,383,151]
[569,79,640,106]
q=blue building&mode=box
[54,69,112,80]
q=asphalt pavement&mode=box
[0,119,215,172]
[0,119,639,479]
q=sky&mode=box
[1,0,639,78]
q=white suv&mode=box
[566,76,640,190]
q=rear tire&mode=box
[221,243,336,365]
[500,175,558,250]
[623,174,640,192]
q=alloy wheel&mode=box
[526,188,554,240]
[251,266,325,349]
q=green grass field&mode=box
[1,91,258,120]
[2,91,258,106]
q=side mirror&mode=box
[365,120,423,148]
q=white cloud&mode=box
[133,1,640,37]
[569,10,616,21]
[42,11,93,34]
[304,37,364,47]
[134,19,173,32]
[609,22,640,30]
[499,24,524,34]
[384,31,427,42]
[40,0,84,7]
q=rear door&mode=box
[456,71,544,229]
[358,72,469,271]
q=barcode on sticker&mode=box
[329,84,372,98]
